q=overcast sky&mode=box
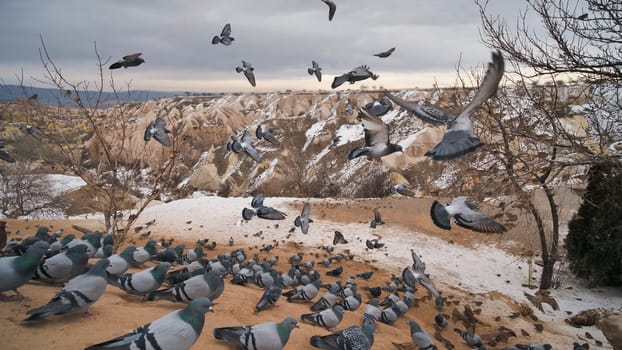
[0,1,533,93]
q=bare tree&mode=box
[473,0,622,289]
[0,163,56,218]
[12,37,179,249]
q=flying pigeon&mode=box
[23,257,110,322]
[348,107,403,161]
[390,50,504,160]
[0,141,16,163]
[108,262,171,297]
[365,239,384,249]
[109,53,144,69]
[230,129,261,163]
[33,244,89,284]
[242,193,287,220]
[301,304,345,329]
[294,202,313,234]
[374,47,395,58]
[391,183,415,197]
[332,65,379,89]
[308,60,322,82]
[430,196,507,233]
[364,98,392,116]
[370,207,385,228]
[214,316,299,350]
[320,0,336,21]
[106,245,137,276]
[311,322,375,350]
[148,269,225,303]
[402,249,442,306]
[144,116,172,147]
[85,297,213,350]
[454,327,486,350]
[0,241,50,300]
[236,60,256,87]
[332,231,348,245]
[256,125,280,145]
[409,320,438,350]
[212,23,234,46]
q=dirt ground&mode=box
[0,197,594,350]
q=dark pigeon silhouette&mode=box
[256,125,280,145]
[144,117,172,146]
[109,53,144,69]
[374,47,395,58]
[370,208,385,228]
[308,60,322,82]
[236,60,256,87]
[320,0,336,21]
[430,196,507,233]
[364,98,392,116]
[212,23,234,46]
[332,65,379,89]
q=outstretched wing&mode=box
[358,108,389,148]
[221,23,232,37]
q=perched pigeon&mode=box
[1,138,26,162]
[454,328,486,350]
[326,266,343,277]
[133,239,158,266]
[236,60,256,87]
[435,313,448,328]
[370,208,385,228]
[332,231,348,245]
[256,125,280,145]
[149,269,225,303]
[391,183,415,197]
[332,65,379,89]
[511,344,553,350]
[106,245,137,276]
[33,244,89,284]
[284,279,322,302]
[356,271,373,280]
[409,320,438,350]
[144,116,172,147]
[310,323,375,350]
[230,129,261,163]
[85,297,213,350]
[338,292,362,311]
[348,108,403,161]
[153,243,185,264]
[255,277,283,312]
[109,53,144,69]
[430,196,507,233]
[301,304,344,329]
[308,60,322,82]
[365,239,384,249]
[48,233,76,255]
[23,257,110,322]
[374,47,395,58]
[0,241,50,300]
[294,202,313,234]
[320,0,336,21]
[311,287,340,311]
[379,304,403,324]
[364,98,393,116]
[108,262,171,297]
[212,23,234,46]
[214,316,299,350]
[396,51,504,160]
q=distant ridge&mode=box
[0,84,180,107]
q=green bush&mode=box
[565,162,622,286]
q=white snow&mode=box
[45,174,86,197]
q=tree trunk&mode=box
[540,257,555,290]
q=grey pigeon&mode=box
[109,53,144,69]
[231,129,261,163]
[320,0,336,21]
[301,304,344,329]
[338,292,362,311]
[236,60,256,87]
[133,239,158,266]
[403,250,442,303]
[0,241,49,300]
[384,90,456,125]
[108,262,171,296]
[308,60,322,82]
[284,279,322,302]
[512,344,553,350]
[310,323,375,350]
[363,299,382,324]
[144,116,172,147]
[85,297,214,350]
[23,257,110,322]
[370,207,385,228]
[409,320,438,350]
[212,23,234,46]
[311,287,340,311]
[294,202,313,234]
[106,245,137,275]
[48,233,76,255]
[0,141,16,162]
[430,196,507,233]
[214,316,299,350]
[374,47,395,58]
[66,232,102,258]
[34,244,89,284]
[255,277,283,312]
[365,239,384,249]
[332,231,348,245]
[379,304,402,324]
[149,269,225,303]
[364,98,393,116]
[256,125,280,145]
[391,183,415,197]
[93,244,113,259]
[435,313,448,328]
[332,65,378,89]
[348,108,403,161]
[454,327,486,350]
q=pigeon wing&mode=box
[245,71,256,87]
[152,118,172,147]
[251,193,265,208]
[430,200,452,230]
[221,23,231,37]
[384,91,453,125]
[122,53,142,61]
[359,108,389,148]
[457,50,504,121]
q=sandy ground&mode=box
[0,196,617,350]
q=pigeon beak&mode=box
[208,306,214,312]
